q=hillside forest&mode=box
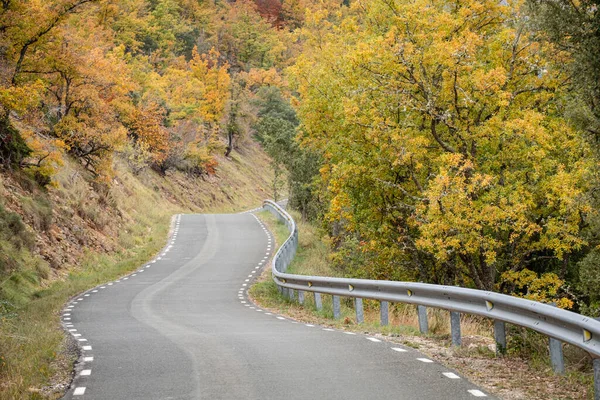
[2,0,600,321]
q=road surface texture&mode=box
[61,212,493,399]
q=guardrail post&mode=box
[549,336,565,374]
[548,303,565,375]
[333,295,341,319]
[450,311,462,346]
[298,290,304,305]
[355,298,364,324]
[380,301,389,326]
[282,287,288,298]
[594,358,600,400]
[417,305,428,334]
[494,320,506,355]
[314,292,323,311]
[289,288,295,301]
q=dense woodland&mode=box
[2,0,600,315]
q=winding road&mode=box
[61,212,493,399]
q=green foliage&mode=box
[253,87,322,218]
[577,249,600,316]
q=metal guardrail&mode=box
[263,199,600,398]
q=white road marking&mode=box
[443,372,460,379]
[64,314,71,316]
[391,347,407,352]
[100,286,106,289]
[73,387,86,396]
[265,313,272,315]
[256,309,263,312]
[64,318,71,321]
[417,358,433,363]
[323,328,335,332]
[84,294,90,297]
[108,283,113,286]
[366,337,381,343]
[123,277,129,280]
[92,290,98,293]
[277,317,286,320]
[78,339,88,342]
[344,332,356,335]
[250,307,255,309]
[468,390,487,397]
[77,298,83,301]
[80,370,91,376]
[305,324,315,327]
[82,346,92,351]
[245,279,249,282]
[84,357,94,362]
[241,301,246,304]
[132,274,137,276]
[248,274,253,277]
[242,284,247,287]
[73,334,81,337]
[69,329,77,332]
[244,304,250,307]
[139,270,144,273]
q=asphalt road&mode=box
[61,212,493,399]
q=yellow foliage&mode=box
[498,269,574,309]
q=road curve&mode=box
[61,212,493,399]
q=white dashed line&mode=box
[391,347,407,352]
[84,294,90,297]
[69,329,76,332]
[417,358,433,363]
[73,334,81,337]
[100,286,106,289]
[84,357,94,362]
[92,290,98,293]
[78,339,88,342]
[80,370,91,376]
[277,317,286,320]
[82,346,92,351]
[305,324,315,327]
[242,284,247,287]
[323,328,335,332]
[344,332,356,335]
[468,390,487,397]
[241,301,246,304]
[443,372,460,379]
[265,313,272,315]
[73,387,86,396]
[366,337,381,342]
[77,298,83,301]
[64,318,71,321]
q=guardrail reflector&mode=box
[349,285,354,292]
[584,329,592,342]
[407,289,413,297]
[281,278,286,283]
[308,282,313,287]
[486,301,494,311]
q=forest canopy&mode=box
[2,0,600,314]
